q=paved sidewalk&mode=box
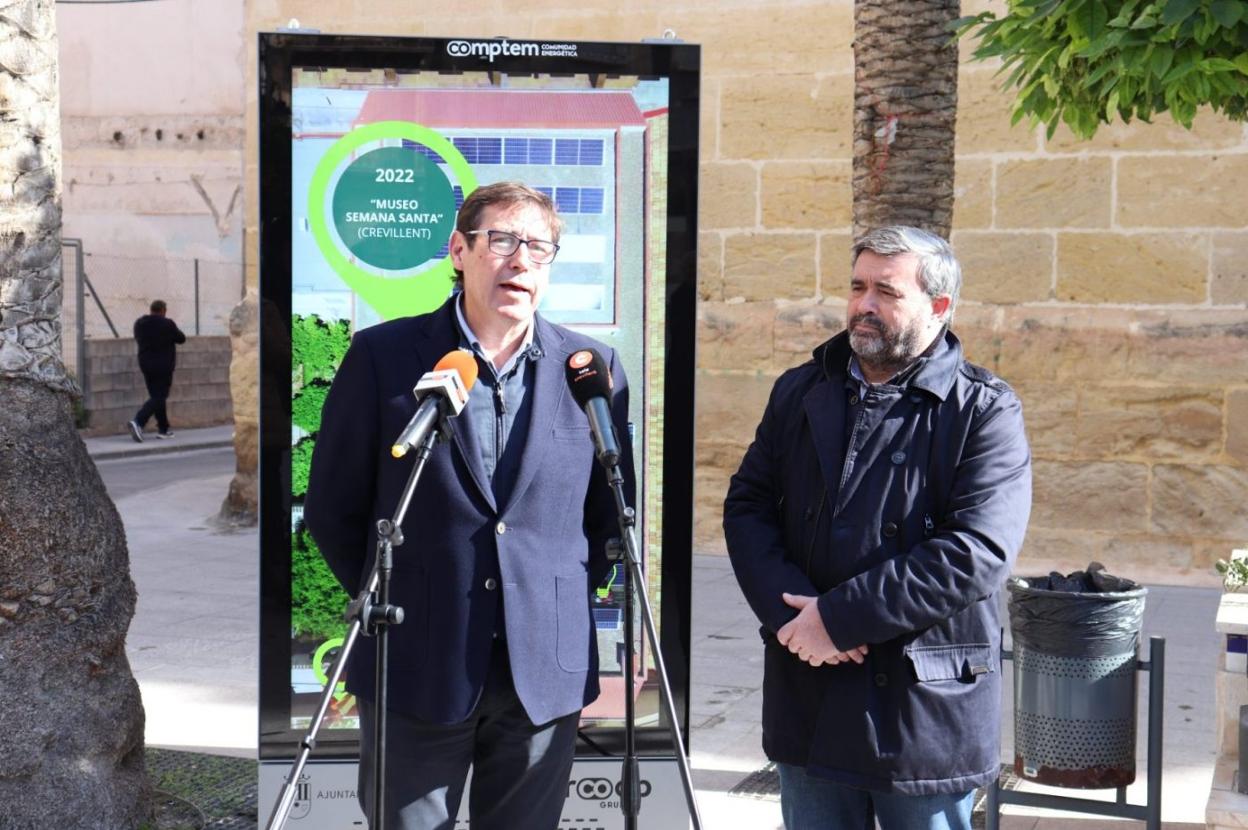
[90,435,1219,828]
[84,422,236,461]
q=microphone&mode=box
[564,348,621,469]
[391,350,479,458]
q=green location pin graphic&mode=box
[307,121,478,321]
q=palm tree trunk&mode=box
[853,0,960,240]
[0,1,150,825]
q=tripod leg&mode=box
[623,553,704,830]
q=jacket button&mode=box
[882,522,898,538]
[874,672,889,687]
[891,451,906,464]
[484,578,498,590]
[849,393,860,406]
[496,521,507,535]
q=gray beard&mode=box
[848,315,925,379]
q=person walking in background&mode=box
[128,299,186,442]
[723,227,1032,830]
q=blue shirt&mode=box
[454,294,543,507]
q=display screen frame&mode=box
[257,30,700,762]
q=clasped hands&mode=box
[776,593,869,667]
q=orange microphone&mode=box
[390,350,479,458]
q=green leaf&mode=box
[1234,53,1248,75]
[1159,0,1200,26]
[1210,0,1244,27]
[1106,88,1121,118]
[1151,44,1175,77]
[1085,60,1120,85]
[1085,0,1110,39]
[1200,57,1241,72]
[1130,13,1158,28]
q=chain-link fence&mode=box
[61,239,245,384]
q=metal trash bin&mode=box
[1008,562,1147,789]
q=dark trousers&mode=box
[357,641,579,830]
[134,369,173,433]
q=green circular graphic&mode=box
[308,121,479,321]
[330,146,455,271]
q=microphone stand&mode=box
[265,423,443,830]
[604,462,703,830]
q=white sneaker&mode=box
[127,420,144,443]
[156,430,174,439]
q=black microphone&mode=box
[565,348,621,469]
[391,350,479,458]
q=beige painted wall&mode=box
[245,0,1247,585]
[57,0,246,360]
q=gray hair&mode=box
[851,226,961,322]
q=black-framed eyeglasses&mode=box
[466,229,560,265]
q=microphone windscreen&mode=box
[565,348,612,407]
[434,349,479,392]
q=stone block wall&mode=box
[80,336,233,435]
[246,0,1248,584]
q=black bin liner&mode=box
[1008,562,1147,789]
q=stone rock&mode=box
[218,289,258,526]
[1118,155,1248,228]
[697,302,774,372]
[1029,459,1150,533]
[698,231,723,303]
[955,69,1038,154]
[723,232,816,301]
[1076,385,1224,461]
[818,231,853,299]
[1012,382,1077,459]
[952,231,1053,304]
[720,75,852,160]
[996,157,1111,228]
[661,3,852,77]
[952,157,993,230]
[1053,229,1208,300]
[694,371,776,552]
[700,162,758,230]
[761,161,851,230]
[1151,464,1248,539]
[1045,110,1244,153]
[773,303,844,369]
[1229,390,1248,466]
[1212,232,1248,305]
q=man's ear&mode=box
[449,230,468,271]
[931,294,952,323]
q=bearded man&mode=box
[723,226,1032,830]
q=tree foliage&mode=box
[956,0,1248,138]
[292,527,348,641]
[291,314,351,641]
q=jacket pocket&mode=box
[905,643,994,683]
[555,574,591,672]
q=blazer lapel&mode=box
[414,301,496,513]
[501,317,566,514]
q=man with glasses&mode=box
[306,181,634,829]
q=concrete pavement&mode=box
[90,426,1220,828]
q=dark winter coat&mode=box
[133,313,186,376]
[723,328,1032,795]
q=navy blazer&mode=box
[723,330,1032,794]
[304,298,633,726]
